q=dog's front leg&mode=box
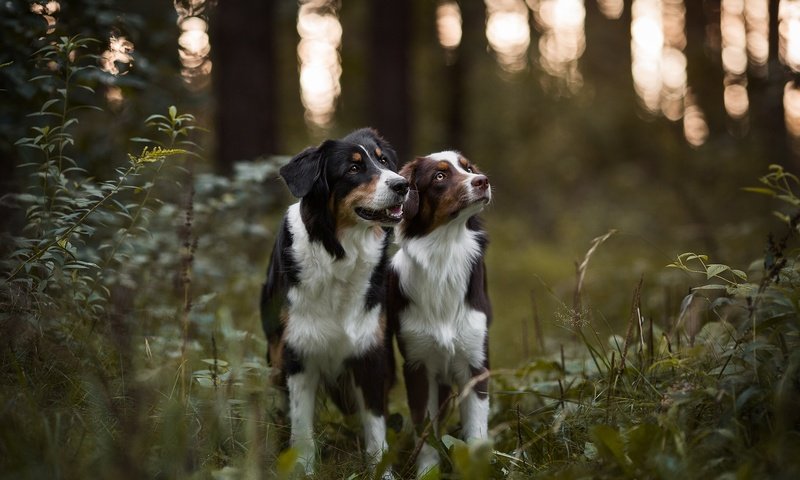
[358,398,391,479]
[287,369,320,474]
[352,352,391,478]
[459,366,489,441]
[404,363,440,478]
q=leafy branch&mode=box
[667,253,748,288]
[744,163,800,227]
[5,147,186,283]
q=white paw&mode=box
[416,443,440,479]
[294,442,315,475]
[379,466,395,480]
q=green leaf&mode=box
[143,114,166,123]
[40,98,61,111]
[195,376,214,387]
[168,105,177,120]
[776,194,800,206]
[692,284,727,291]
[774,211,791,224]
[441,434,466,451]
[25,111,61,118]
[705,264,730,279]
[419,465,441,480]
[625,423,663,467]
[201,358,229,367]
[742,187,776,196]
[590,425,630,472]
[727,283,758,297]
[276,448,299,479]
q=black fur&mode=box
[365,232,392,311]
[466,216,491,323]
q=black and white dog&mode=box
[260,128,409,475]
[387,151,492,477]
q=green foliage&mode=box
[2,36,172,324]
[482,182,800,479]
[0,32,282,480]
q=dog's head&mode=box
[398,151,491,238]
[280,128,409,257]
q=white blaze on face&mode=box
[358,144,406,210]
[426,151,492,205]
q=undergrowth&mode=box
[2,33,800,480]
[479,166,800,480]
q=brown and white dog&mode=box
[260,128,408,476]
[387,151,492,477]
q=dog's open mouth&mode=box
[355,204,404,224]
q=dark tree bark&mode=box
[684,0,724,135]
[211,0,279,175]
[446,0,484,152]
[368,1,412,163]
[765,0,794,167]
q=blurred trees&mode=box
[0,0,796,364]
[212,0,280,175]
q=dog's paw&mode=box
[378,466,395,480]
[415,443,440,479]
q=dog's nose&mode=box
[471,175,489,190]
[389,178,410,196]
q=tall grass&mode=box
[483,166,800,479]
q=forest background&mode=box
[2,1,799,478]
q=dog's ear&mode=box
[400,158,420,220]
[404,190,419,220]
[280,141,335,198]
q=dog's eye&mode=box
[348,164,360,174]
[465,166,474,173]
[379,155,388,165]
[434,171,446,181]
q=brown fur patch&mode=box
[374,313,387,343]
[335,179,379,231]
[352,152,362,162]
[401,155,487,237]
[375,147,382,158]
[426,161,470,230]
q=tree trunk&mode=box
[211,0,279,175]
[368,1,412,163]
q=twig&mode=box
[573,229,617,322]
[402,391,457,477]
[530,289,545,353]
[619,276,643,373]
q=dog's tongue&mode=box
[386,204,403,218]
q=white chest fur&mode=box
[283,203,384,378]
[393,222,487,382]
